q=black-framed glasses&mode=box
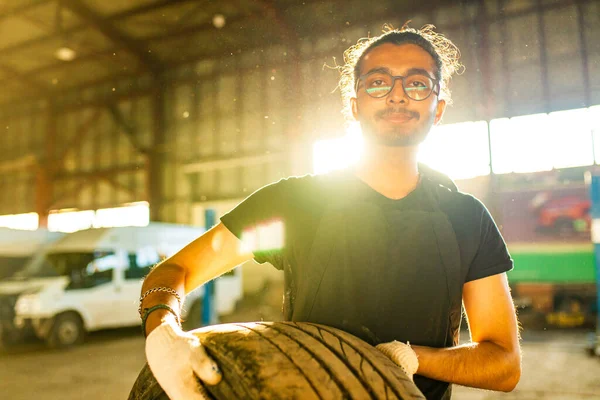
[356,71,439,101]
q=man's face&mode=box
[351,43,446,147]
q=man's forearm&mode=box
[412,341,521,392]
[140,262,187,336]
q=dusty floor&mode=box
[1,286,599,400]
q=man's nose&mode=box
[386,79,409,104]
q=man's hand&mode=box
[376,341,419,381]
[145,320,222,400]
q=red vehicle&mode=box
[532,194,591,235]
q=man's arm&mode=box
[141,222,253,336]
[411,273,521,392]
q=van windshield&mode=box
[13,251,116,283]
[0,256,31,279]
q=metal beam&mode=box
[59,0,162,73]
[17,48,117,79]
[0,0,49,20]
[0,154,37,174]
[109,0,198,20]
[536,0,551,111]
[155,0,594,61]
[576,0,594,164]
[53,109,102,171]
[142,0,326,43]
[99,175,141,198]
[47,178,91,210]
[107,103,149,155]
[0,0,195,58]
[576,0,592,108]
[0,64,50,94]
[0,0,401,89]
[0,0,595,107]
[141,13,249,43]
[475,0,494,120]
[182,153,286,174]
[498,0,511,117]
[54,163,145,180]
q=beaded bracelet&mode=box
[141,304,180,338]
[138,286,182,316]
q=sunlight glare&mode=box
[312,123,363,175]
[419,121,490,179]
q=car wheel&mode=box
[46,312,85,349]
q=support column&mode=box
[148,77,166,222]
[475,0,500,220]
[202,208,218,326]
[287,42,311,176]
[589,174,600,356]
[36,103,56,228]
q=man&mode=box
[139,24,521,400]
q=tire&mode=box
[128,321,425,400]
[0,330,11,352]
[0,326,21,351]
[46,312,85,349]
[554,218,574,237]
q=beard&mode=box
[359,107,436,147]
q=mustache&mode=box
[376,108,420,119]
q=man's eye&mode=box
[411,80,427,87]
[372,79,384,86]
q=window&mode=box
[0,213,38,230]
[419,121,490,179]
[48,202,149,233]
[48,210,95,233]
[94,202,149,228]
[548,108,594,169]
[13,251,116,289]
[491,113,554,174]
[126,247,160,280]
[591,105,600,164]
[491,107,595,174]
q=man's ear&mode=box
[351,97,359,120]
[434,98,446,125]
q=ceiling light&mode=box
[213,14,226,29]
[55,46,76,61]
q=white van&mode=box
[0,228,63,279]
[0,228,64,347]
[0,223,242,348]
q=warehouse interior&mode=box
[1,0,600,399]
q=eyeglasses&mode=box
[356,71,440,101]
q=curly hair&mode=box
[337,23,464,120]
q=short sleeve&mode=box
[465,198,514,282]
[220,177,293,268]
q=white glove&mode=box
[376,340,419,381]
[145,320,222,400]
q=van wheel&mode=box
[0,327,20,351]
[47,312,85,349]
[182,299,203,331]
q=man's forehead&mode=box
[360,43,436,75]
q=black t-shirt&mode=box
[220,169,513,399]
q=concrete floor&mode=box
[1,286,600,400]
